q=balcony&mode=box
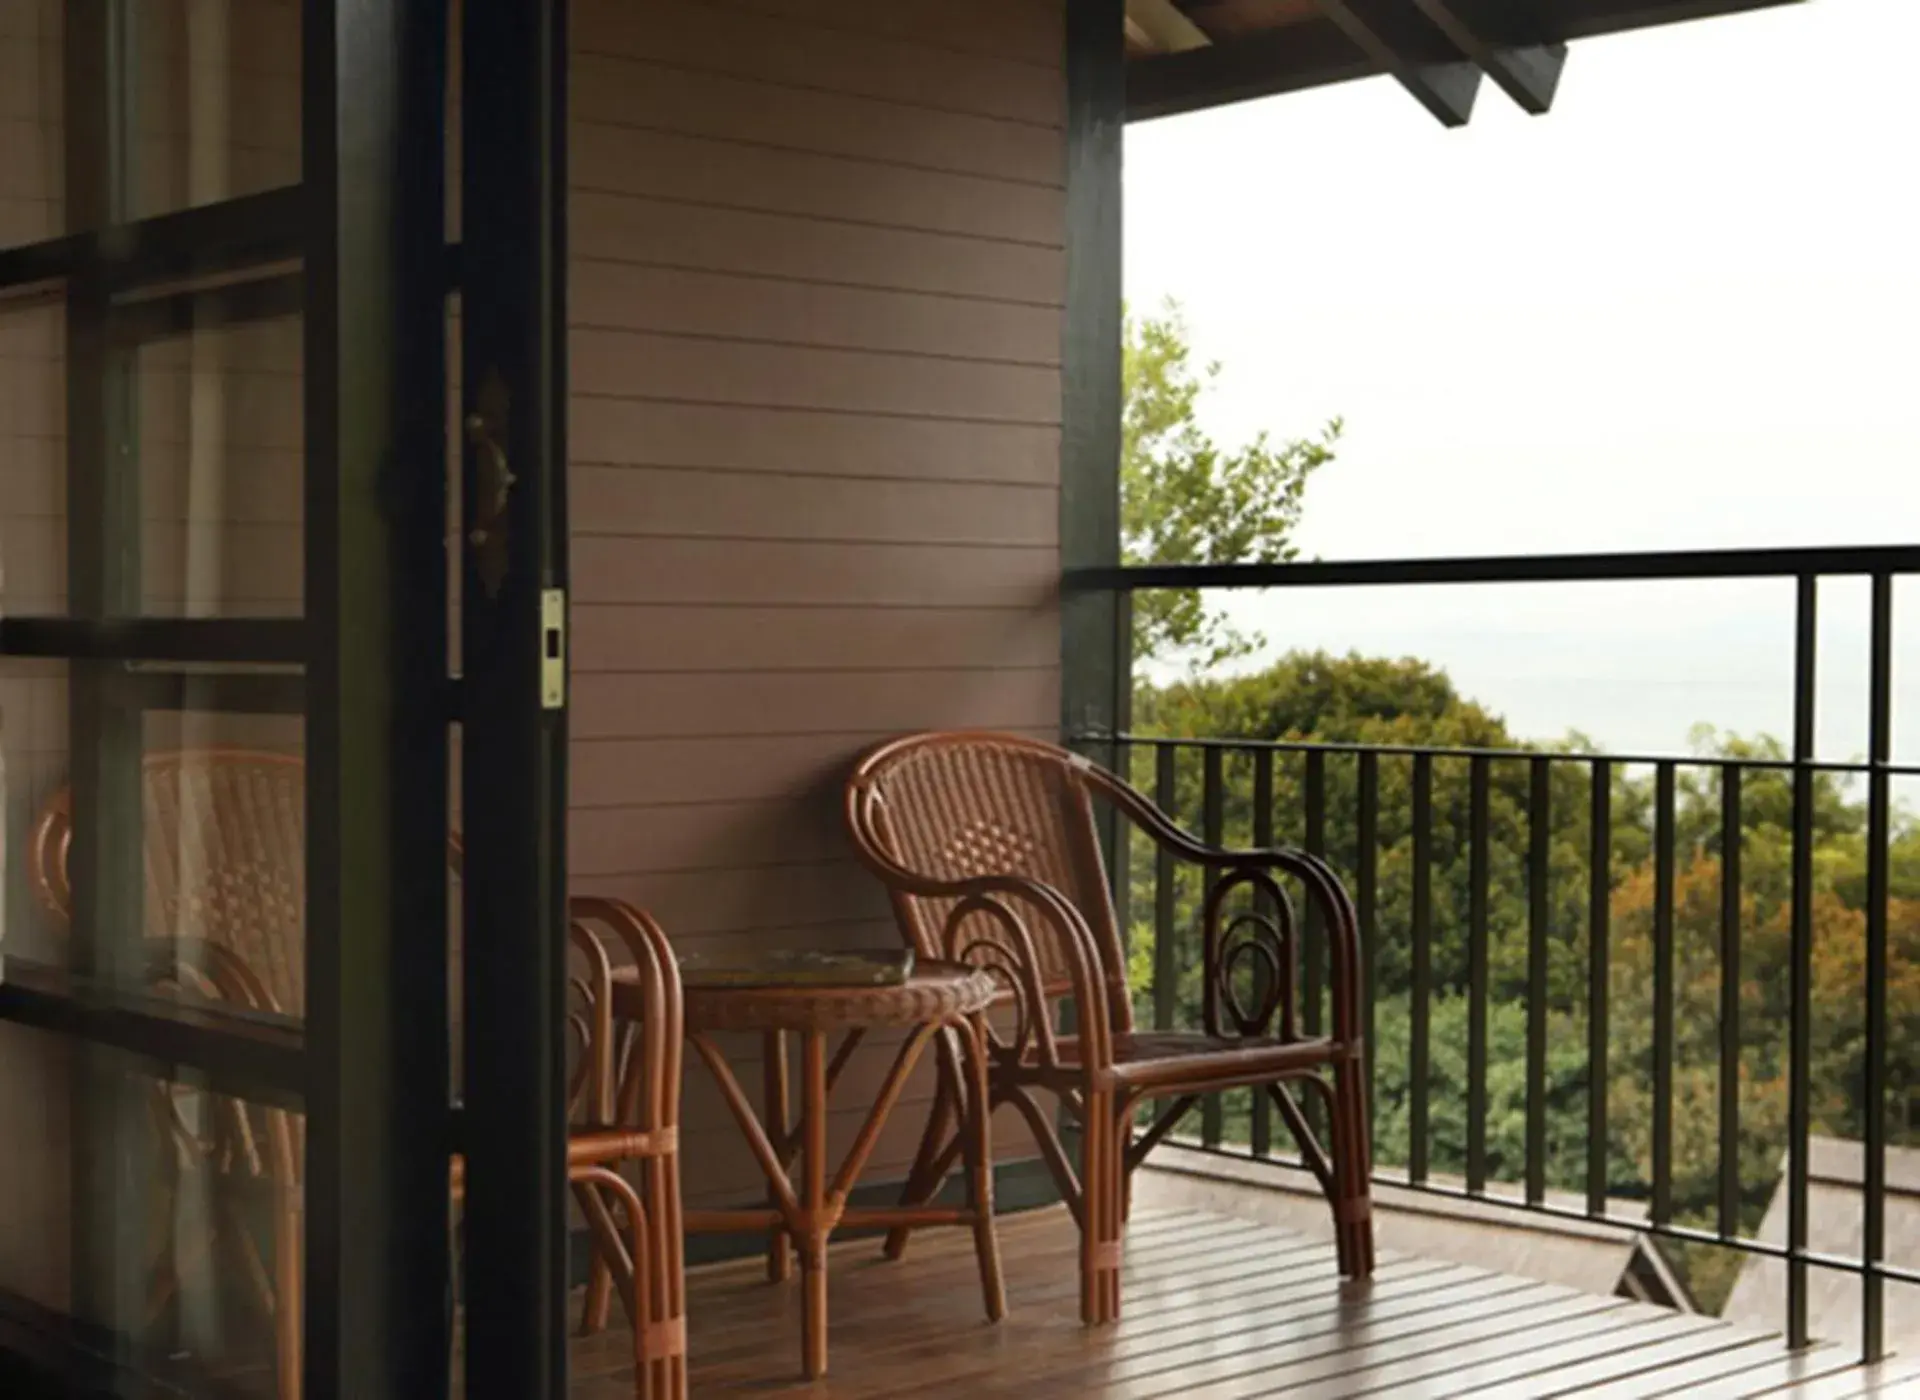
[1046,543,1920,1375]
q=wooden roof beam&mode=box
[1312,0,1482,127]
[1409,0,1566,113]
[1126,0,1213,53]
[1128,22,1382,121]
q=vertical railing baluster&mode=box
[1587,759,1612,1216]
[1251,745,1275,1160]
[1787,575,1817,1349]
[1304,748,1327,1146]
[1202,744,1224,1148]
[1111,739,1131,995]
[1718,763,1743,1241]
[1304,749,1326,1042]
[1864,572,1892,1361]
[1410,753,1433,1186]
[1357,750,1380,1142]
[1467,756,1490,1195]
[1527,756,1550,1206]
[1652,760,1676,1226]
[1153,745,1177,1035]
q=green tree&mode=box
[1122,300,1341,670]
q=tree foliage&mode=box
[1121,301,1341,669]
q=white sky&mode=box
[1124,0,1920,764]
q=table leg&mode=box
[801,1028,830,1379]
[764,1029,791,1283]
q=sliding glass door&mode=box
[0,2,568,1395]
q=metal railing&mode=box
[1074,543,1920,1357]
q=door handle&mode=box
[465,372,516,598]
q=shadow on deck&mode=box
[567,1202,1920,1398]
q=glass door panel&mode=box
[2,1,462,1396]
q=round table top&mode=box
[618,959,997,1033]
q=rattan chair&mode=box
[845,731,1374,1324]
[29,751,687,1399]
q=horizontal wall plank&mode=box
[569,728,1055,808]
[680,0,1064,69]
[571,398,1059,486]
[570,467,1056,547]
[571,124,1064,248]
[571,668,1057,743]
[571,734,862,809]
[572,0,1062,127]
[572,538,1058,609]
[569,261,1062,366]
[570,860,891,937]
[571,795,853,874]
[568,605,1060,675]
[572,54,1061,188]
[572,330,1061,426]
[570,192,1065,306]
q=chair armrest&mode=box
[1088,761,1365,1044]
[849,847,1113,1074]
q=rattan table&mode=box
[651,961,1005,1379]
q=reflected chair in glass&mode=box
[29,750,687,1398]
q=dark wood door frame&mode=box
[458,2,573,1397]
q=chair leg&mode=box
[1331,1062,1375,1280]
[883,1049,959,1262]
[1078,1088,1124,1326]
[576,1179,617,1335]
[274,1189,302,1400]
[643,1152,688,1400]
[960,1016,1005,1322]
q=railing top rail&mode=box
[1097,731,1920,777]
[1070,543,1920,591]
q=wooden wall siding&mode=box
[566,0,1067,1206]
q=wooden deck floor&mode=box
[568,1206,1920,1398]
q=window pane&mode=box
[0,1019,302,1397]
[1,1,302,254]
[132,0,303,224]
[0,292,64,612]
[133,299,304,619]
[0,3,61,252]
[0,286,304,621]
[0,659,67,965]
[3,658,307,1023]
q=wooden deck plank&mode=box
[688,1231,1354,1381]
[1759,1354,1920,1399]
[949,1265,1517,1398]
[1662,1345,1914,1399]
[1383,1310,1730,1397]
[559,1203,1885,1398]
[736,1272,1473,1400]
[1164,1289,1629,1398]
[693,1239,1385,1393]
[1650,1347,1859,1398]
[1488,1330,1784,1399]
[1057,1270,1533,1383]
[1577,1343,1850,1399]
